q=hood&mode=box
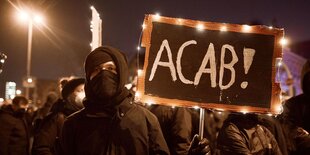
[0,105,14,115]
[84,46,128,95]
[61,78,85,100]
[84,46,130,107]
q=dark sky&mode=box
[1,0,310,97]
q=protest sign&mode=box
[136,14,284,114]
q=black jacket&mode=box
[148,105,192,155]
[32,99,81,155]
[217,114,282,155]
[0,105,30,155]
[61,96,170,155]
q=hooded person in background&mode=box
[32,92,59,133]
[280,61,310,154]
[0,96,30,155]
[32,77,85,155]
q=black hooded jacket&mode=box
[60,46,169,155]
[0,105,30,155]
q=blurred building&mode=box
[281,40,310,97]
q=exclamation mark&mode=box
[241,48,255,89]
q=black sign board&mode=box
[137,15,284,114]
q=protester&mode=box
[60,46,170,154]
[0,96,30,155]
[217,113,282,155]
[280,61,310,154]
[258,114,288,155]
[32,77,85,155]
[32,91,58,133]
[190,109,229,155]
[147,104,193,155]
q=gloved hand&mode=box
[188,134,211,155]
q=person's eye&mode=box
[107,66,114,71]
[94,67,101,72]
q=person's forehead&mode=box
[75,84,85,90]
[98,61,115,67]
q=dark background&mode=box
[1,0,310,98]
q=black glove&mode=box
[188,134,211,155]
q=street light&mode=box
[16,9,45,99]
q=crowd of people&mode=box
[0,45,309,155]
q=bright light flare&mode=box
[16,10,45,25]
[16,89,22,95]
[137,69,143,76]
[177,18,183,24]
[142,24,146,29]
[193,106,200,109]
[275,104,283,114]
[145,99,155,106]
[240,108,248,114]
[196,24,204,31]
[17,11,29,23]
[135,91,141,98]
[242,25,252,32]
[154,13,161,21]
[279,94,284,101]
[27,77,33,83]
[216,108,225,112]
[34,14,44,24]
[220,26,227,31]
[280,37,288,46]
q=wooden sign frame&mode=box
[136,14,284,114]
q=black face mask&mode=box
[88,70,119,100]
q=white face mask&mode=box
[75,91,85,106]
[75,92,85,102]
[67,84,85,109]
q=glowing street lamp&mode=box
[16,9,45,99]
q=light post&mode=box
[16,9,44,99]
[26,19,33,81]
